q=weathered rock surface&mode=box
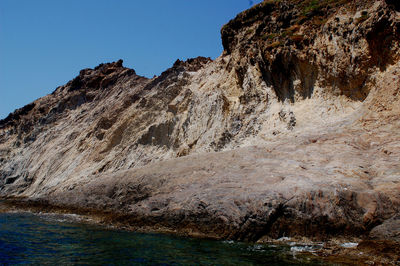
[0,0,399,250]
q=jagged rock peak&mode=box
[142,56,212,91]
[65,59,138,92]
[0,59,144,130]
[0,103,36,129]
[172,56,213,72]
[220,0,400,102]
[221,0,380,54]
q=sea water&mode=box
[0,212,333,265]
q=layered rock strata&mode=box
[0,0,399,253]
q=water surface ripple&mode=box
[0,212,331,265]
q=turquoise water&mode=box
[0,212,330,265]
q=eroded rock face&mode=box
[0,0,399,243]
[222,0,400,102]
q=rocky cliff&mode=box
[1,0,400,260]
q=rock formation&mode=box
[0,0,399,256]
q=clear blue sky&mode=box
[0,0,263,119]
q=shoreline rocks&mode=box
[0,0,399,263]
